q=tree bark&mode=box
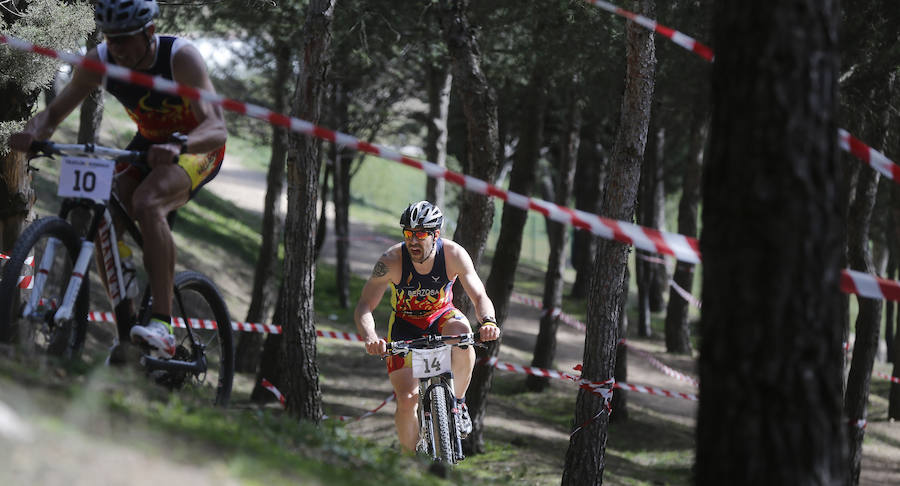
[236,41,290,374]
[424,60,451,208]
[331,82,351,309]
[664,95,707,355]
[279,0,334,422]
[695,1,846,484]
[610,266,630,423]
[891,182,900,419]
[77,29,104,145]
[436,0,502,455]
[571,123,607,299]
[527,79,579,392]
[562,2,656,483]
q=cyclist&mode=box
[354,201,500,453]
[9,0,227,360]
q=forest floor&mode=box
[2,153,900,485]
[211,156,900,485]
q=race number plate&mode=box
[411,346,452,378]
[58,157,115,200]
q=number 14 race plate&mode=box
[411,346,452,378]
[58,157,115,200]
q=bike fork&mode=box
[53,240,95,322]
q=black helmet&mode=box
[95,0,159,35]
[400,201,443,230]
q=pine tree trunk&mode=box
[892,183,900,419]
[279,0,334,421]
[527,80,579,392]
[695,2,846,484]
[236,41,290,374]
[425,60,451,208]
[610,266,630,423]
[0,83,40,252]
[571,124,606,298]
[332,83,351,309]
[843,75,892,481]
[562,2,656,482]
[664,96,706,355]
[77,29,104,145]
[436,0,501,455]
[473,67,546,451]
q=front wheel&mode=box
[0,217,89,360]
[429,383,455,464]
[168,270,234,406]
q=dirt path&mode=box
[205,157,900,484]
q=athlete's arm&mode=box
[445,241,500,342]
[146,43,227,168]
[8,50,103,151]
[355,247,401,355]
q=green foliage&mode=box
[0,0,95,92]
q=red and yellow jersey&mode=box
[98,36,200,142]
[389,238,455,328]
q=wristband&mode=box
[169,132,189,155]
[480,316,497,327]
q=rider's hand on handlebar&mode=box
[147,143,182,169]
[364,336,387,356]
[478,323,500,342]
[9,132,36,153]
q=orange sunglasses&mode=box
[403,229,433,240]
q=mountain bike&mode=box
[386,332,483,465]
[0,141,234,406]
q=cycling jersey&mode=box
[97,35,224,197]
[98,36,199,141]
[386,238,469,373]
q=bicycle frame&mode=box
[387,332,479,464]
[23,142,206,367]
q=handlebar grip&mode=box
[28,140,57,155]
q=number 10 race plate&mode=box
[58,157,115,200]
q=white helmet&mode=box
[400,201,443,230]
[95,0,159,35]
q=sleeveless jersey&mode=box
[98,36,200,142]
[390,239,455,326]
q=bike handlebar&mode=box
[29,140,148,167]
[385,331,484,355]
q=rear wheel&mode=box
[0,217,89,361]
[168,270,234,406]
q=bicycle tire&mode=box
[0,217,89,360]
[429,383,455,464]
[168,270,234,406]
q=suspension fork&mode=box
[55,202,121,323]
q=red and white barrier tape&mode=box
[619,340,699,387]
[613,381,697,401]
[583,0,714,62]
[668,278,702,309]
[3,36,899,302]
[509,292,586,331]
[583,2,900,186]
[839,129,900,183]
[261,377,395,422]
[875,371,900,385]
[841,269,900,303]
[0,34,701,265]
[260,378,285,406]
[0,253,34,289]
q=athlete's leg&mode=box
[130,164,191,316]
[389,367,421,453]
[441,315,475,400]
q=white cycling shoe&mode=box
[130,319,177,359]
